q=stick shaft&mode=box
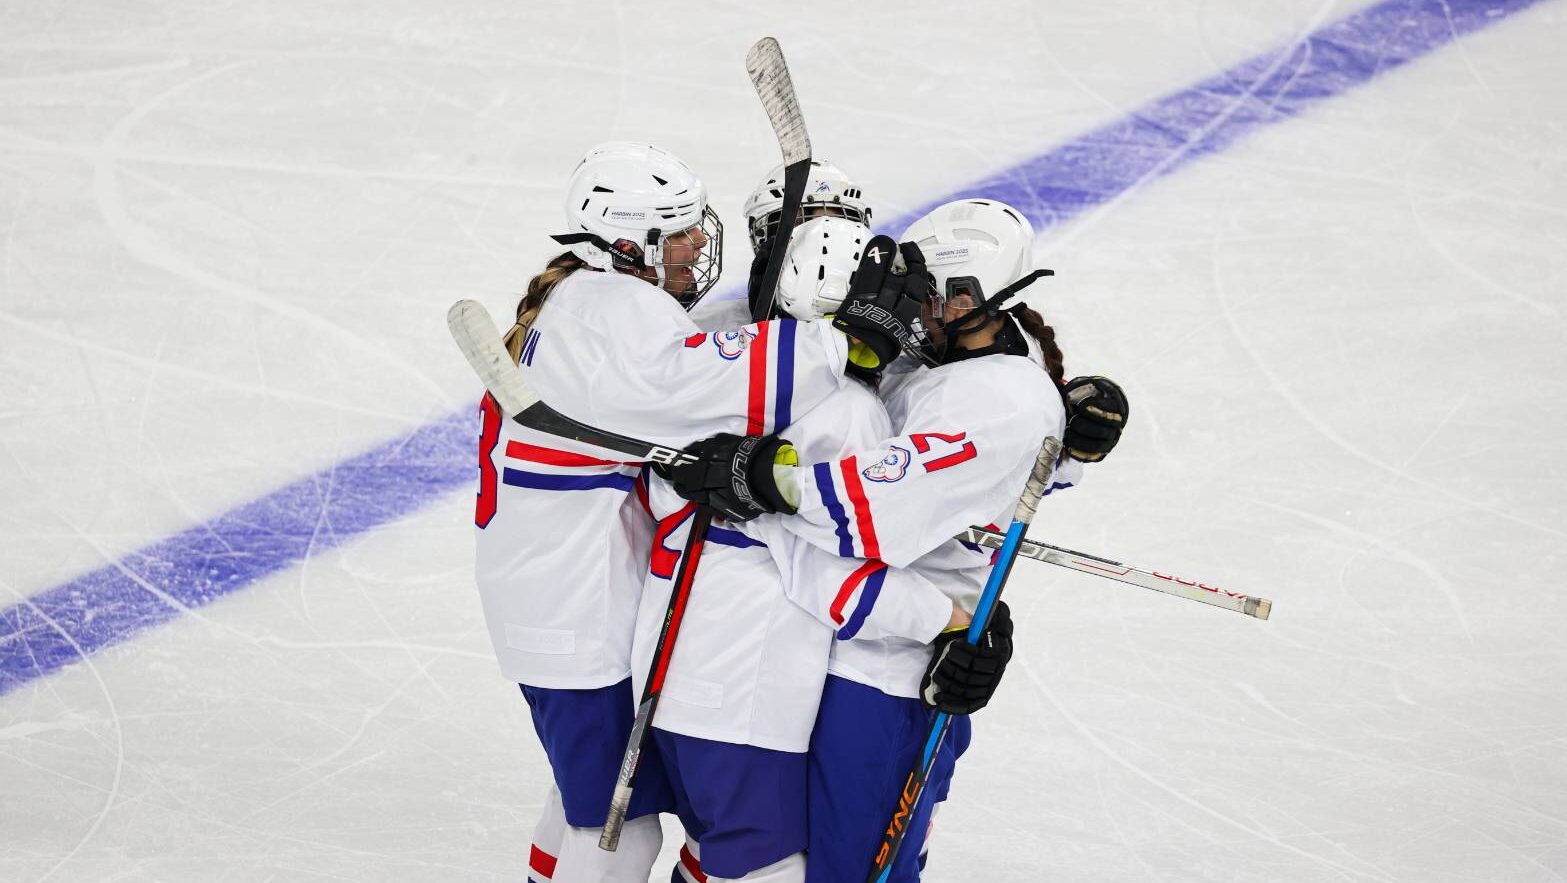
[867,441,1057,881]
[953,528,1271,619]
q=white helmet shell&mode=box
[562,142,706,267]
[899,198,1035,305]
[743,160,871,251]
[774,217,871,321]
[558,141,723,303]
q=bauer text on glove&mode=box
[664,432,800,522]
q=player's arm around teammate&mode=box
[471,143,916,883]
[667,198,1130,880]
[633,216,970,883]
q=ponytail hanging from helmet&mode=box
[505,251,586,364]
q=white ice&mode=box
[2,1,1565,880]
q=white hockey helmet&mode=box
[742,160,871,251]
[899,198,1052,365]
[553,141,724,306]
[772,217,871,321]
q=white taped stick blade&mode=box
[746,38,810,165]
[446,299,540,418]
[1013,437,1062,524]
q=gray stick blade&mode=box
[445,299,540,418]
[599,784,633,851]
[746,37,810,164]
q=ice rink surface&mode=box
[3,0,1566,879]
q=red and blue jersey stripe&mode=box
[650,504,767,580]
[811,455,882,559]
[682,319,802,435]
[773,319,796,430]
[500,440,639,493]
[830,559,888,640]
[745,319,802,435]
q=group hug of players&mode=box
[470,142,1130,882]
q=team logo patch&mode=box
[862,445,912,483]
[712,327,756,360]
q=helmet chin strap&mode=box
[940,268,1054,364]
[943,268,1053,339]
[643,227,667,293]
[987,268,1054,310]
[551,228,668,288]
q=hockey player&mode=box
[636,217,970,883]
[471,142,925,882]
[666,198,1129,880]
[735,161,874,323]
[742,160,872,253]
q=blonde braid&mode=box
[504,252,586,364]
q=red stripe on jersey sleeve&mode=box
[830,560,886,625]
[505,441,636,467]
[838,456,881,560]
[746,323,771,435]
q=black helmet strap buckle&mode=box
[550,232,651,271]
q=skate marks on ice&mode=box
[2,0,1552,697]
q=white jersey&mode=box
[630,380,953,752]
[785,351,1082,698]
[472,269,852,690]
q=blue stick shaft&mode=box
[870,517,1030,883]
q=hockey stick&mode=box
[599,36,814,851]
[955,528,1271,620]
[452,298,1271,620]
[867,437,1062,882]
[746,36,812,318]
[447,299,698,469]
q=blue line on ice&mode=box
[0,0,1545,695]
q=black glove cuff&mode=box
[735,434,795,516]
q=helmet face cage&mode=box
[743,160,873,251]
[646,205,724,308]
[907,274,988,367]
[748,201,870,251]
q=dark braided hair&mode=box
[504,251,587,364]
[1009,304,1068,407]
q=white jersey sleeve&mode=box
[784,355,1067,568]
[760,532,954,644]
[739,380,954,646]
[525,270,849,447]
[628,380,949,752]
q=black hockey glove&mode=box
[920,600,1014,716]
[1063,376,1129,463]
[664,432,798,523]
[832,237,927,382]
[746,237,776,319]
